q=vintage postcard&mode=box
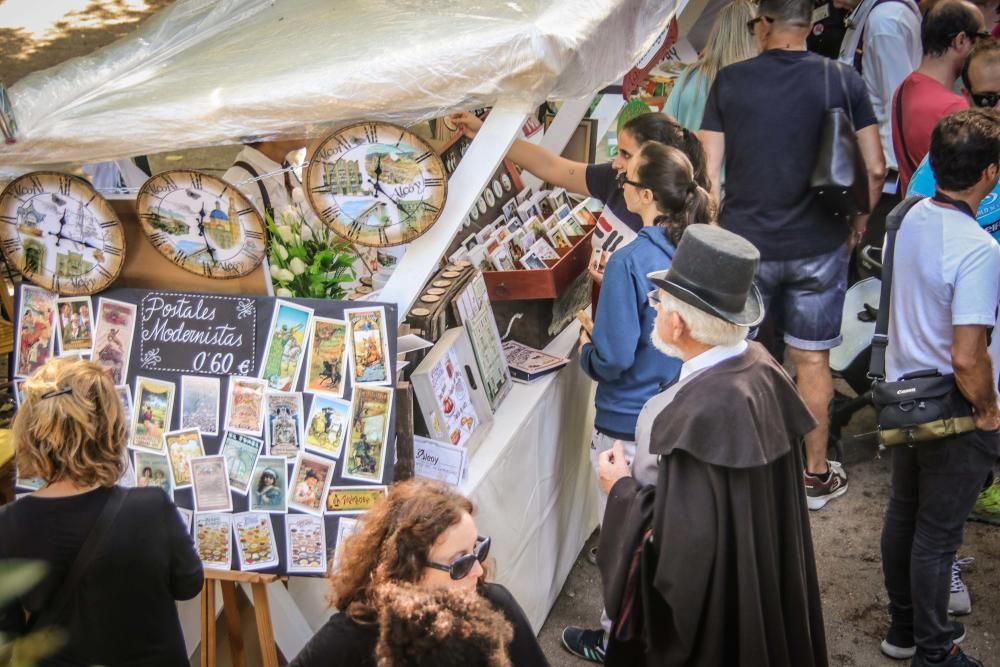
[264,391,304,459]
[220,431,262,495]
[344,306,392,387]
[288,452,334,516]
[560,214,585,237]
[332,517,359,573]
[115,385,133,426]
[520,251,547,271]
[15,284,56,378]
[304,317,349,398]
[259,300,313,392]
[343,386,393,484]
[248,455,287,514]
[15,475,44,491]
[176,507,192,533]
[193,513,233,569]
[134,450,173,496]
[547,227,571,250]
[118,454,136,488]
[572,202,598,227]
[233,512,279,571]
[11,379,24,407]
[413,436,468,487]
[224,376,267,436]
[130,376,175,453]
[304,395,350,460]
[325,485,388,516]
[489,245,516,272]
[529,238,560,261]
[164,427,205,489]
[467,245,492,274]
[190,455,233,513]
[180,375,221,436]
[92,297,137,385]
[55,296,93,354]
[285,514,326,574]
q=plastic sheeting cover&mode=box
[1,0,676,175]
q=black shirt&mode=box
[0,486,204,666]
[701,49,877,260]
[586,162,643,236]
[290,582,551,667]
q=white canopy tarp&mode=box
[1,0,676,176]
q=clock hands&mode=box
[367,178,415,224]
[196,203,218,263]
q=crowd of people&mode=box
[2,0,1000,665]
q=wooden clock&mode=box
[305,122,448,247]
[135,170,267,279]
[0,171,126,295]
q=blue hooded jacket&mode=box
[579,226,682,439]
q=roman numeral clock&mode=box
[0,172,126,295]
[135,170,267,279]
[305,122,448,247]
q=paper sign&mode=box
[413,436,467,487]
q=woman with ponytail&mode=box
[563,142,714,662]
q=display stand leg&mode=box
[201,570,283,667]
[200,579,217,667]
[219,581,246,667]
[251,582,280,667]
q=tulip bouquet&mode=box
[266,199,356,299]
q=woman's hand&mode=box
[588,265,604,285]
[449,112,483,140]
[597,441,631,494]
[577,327,591,355]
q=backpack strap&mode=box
[852,0,919,74]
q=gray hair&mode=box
[662,293,749,347]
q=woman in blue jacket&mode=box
[564,141,714,663]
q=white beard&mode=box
[650,329,682,360]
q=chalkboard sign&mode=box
[138,292,258,376]
[13,285,397,577]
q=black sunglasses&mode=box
[746,15,772,34]
[616,172,646,190]
[952,29,992,42]
[426,536,491,580]
[972,91,1000,108]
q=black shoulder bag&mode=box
[25,487,128,632]
[869,196,976,446]
[811,58,871,218]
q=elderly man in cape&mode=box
[596,224,828,666]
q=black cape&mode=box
[608,342,828,667]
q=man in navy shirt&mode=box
[699,0,885,510]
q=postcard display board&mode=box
[13,285,396,577]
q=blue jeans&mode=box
[754,243,849,351]
[881,429,999,659]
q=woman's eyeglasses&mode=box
[425,536,491,580]
[971,91,1000,108]
[616,172,646,190]
[746,15,772,34]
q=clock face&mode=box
[135,170,267,279]
[0,172,125,295]
[305,122,448,247]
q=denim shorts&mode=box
[755,242,849,351]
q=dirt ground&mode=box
[4,3,1000,666]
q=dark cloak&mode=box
[609,342,828,667]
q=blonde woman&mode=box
[0,358,203,666]
[665,0,759,131]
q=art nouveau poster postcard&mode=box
[325,485,388,516]
[304,317,349,398]
[285,514,326,574]
[248,455,287,514]
[343,386,392,483]
[193,512,232,569]
[233,512,279,571]
[15,284,56,378]
[190,455,233,513]
[259,300,313,392]
[224,376,267,436]
[55,296,93,355]
[134,450,173,496]
[344,306,392,387]
[304,395,350,460]
[180,375,221,437]
[288,452,334,516]
[130,376,175,453]
[92,297,137,384]
[220,431,262,495]
[164,427,205,489]
[264,391,304,459]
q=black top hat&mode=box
[647,225,764,327]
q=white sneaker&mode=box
[949,556,973,616]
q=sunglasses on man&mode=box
[971,90,1000,108]
[425,535,491,580]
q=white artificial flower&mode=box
[275,287,294,297]
[299,223,313,241]
[269,264,281,279]
[276,225,295,245]
[276,268,296,282]
[291,187,306,205]
[289,257,308,275]
[275,244,289,261]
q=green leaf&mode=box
[0,561,46,605]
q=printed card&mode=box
[285,514,326,574]
[180,375,220,436]
[193,513,233,569]
[260,300,313,392]
[220,431,262,495]
[233,512,279,571]
[528,238,560,261]
[118,453,137,488]
[519,251,547,271]
[248,456,287,514]
[164,428,205,489]
[547,227,571,250]
[304,395,350,460]
[288,452,334,516]
[264,391,304,459]
[467,245,492,273]
[176,507,193,533]
[561,214,585,236]
[190,455,233,513]
[92,297,137,384]
[332,517,359,573]
[14,475,44,491]
[134,450,173,496]
[55,296,93,355]
[325,485,388,516]
[11,379,24,407]
[572,202,599,228]
[225,376,267,436]
[115,385,133,426]
[413,436,468,487]
[15,285,56,378]
[304,317,349,398]
[489,245,516,272]
[343,386,393,484]
[130,376,175,453]
[344,306,392,387]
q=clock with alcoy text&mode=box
[136,170,267,279]
[305,122,448,247]
[0,171,126,295]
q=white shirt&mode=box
[886,199,1000,384]
[222,146,296,216]
[838,0,922,171]
[631,340,748,485]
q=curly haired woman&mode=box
[290,479,549,666]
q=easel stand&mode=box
[201,569,285,667]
